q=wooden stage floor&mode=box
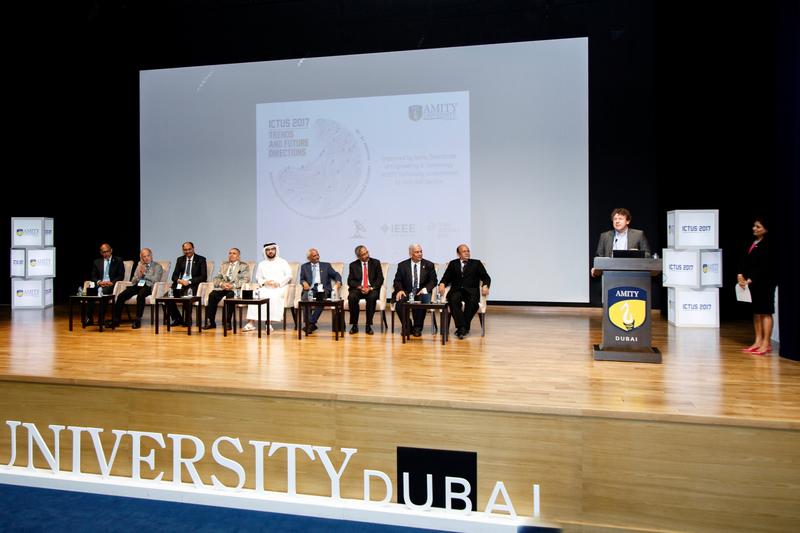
[1,305,798,429]
[2,305,799,532]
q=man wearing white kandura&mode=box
[243,242,292,333]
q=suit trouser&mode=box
[395,292,431,329]
[168,284,201,322]
[348,289,380,325]
[206,289,234,324]
[87,286,113,321]
[303,289,332,324]
[113,285,152,321]
[447,288,480,330]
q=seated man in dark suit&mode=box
[203,247,250,330]
[299,248,342,335]
[591,207,651,277]
[438,244,491,339]
[86,242,125,326]
[167,241,208,327]
[346,245,384,335]
[110,248,164,329]
[392,243,437,337]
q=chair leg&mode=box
[126,307,132,321]
[479,313,485,336]
[381,311,387,332]
[432,312,438,335]
[391,310,394,334]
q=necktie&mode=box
[185,258,192,277]
[413,263,419,290]
[103,259,110,281]
[461,261,466,273]
[362,262,368,288]
[226,262,234,279]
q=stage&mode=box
[1,305,798,532]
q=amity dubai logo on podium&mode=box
[607,287,647,340]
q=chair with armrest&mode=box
[440,261,488,337]
[340,262,389,332]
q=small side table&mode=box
[155,296,202,335]
[69,294,116,332]
[297,299,345,340]
[222,297,270,338]
[399,301,450,345]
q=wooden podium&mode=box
[592,257,662,363]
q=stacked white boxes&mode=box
[10,217,55,309]
[663,210,721,327]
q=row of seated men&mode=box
[89,241,491,339]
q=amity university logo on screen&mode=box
[607,287,647,342]
[408,102,459,121]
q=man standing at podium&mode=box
[591,208,651,277]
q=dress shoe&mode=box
[349,325,359,334]
[203,322,217,330]
[456,327,465,339]
[82,319,94,327]
[303,324,313,335]
[365,325,374,335]
[131,320,142,329]
[169,318,183,328]
[309,323,318,332]
[412,327,422,337]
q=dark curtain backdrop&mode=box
[3,1,796,358]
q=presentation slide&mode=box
[256,92,470,262]
[140,38,588,302]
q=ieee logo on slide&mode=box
[381,223,417,234]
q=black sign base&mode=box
[593,344,662,363]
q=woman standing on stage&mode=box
[737,217,776,355]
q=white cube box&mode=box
[11,278,54,309]
[11,217,49,248]
[699,249,723,287]
[662,248,701,287]
[44,218,54,246]
[663,248,723,288]
[667,287,719,327]
[10,249,26,277]
[25,248,56,278]
[667,210,719,249]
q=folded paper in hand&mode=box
[735,284,752,303]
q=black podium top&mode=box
[593,257,662,274]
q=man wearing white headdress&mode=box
[242,242,292,332]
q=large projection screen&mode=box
[140,38,588,302]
